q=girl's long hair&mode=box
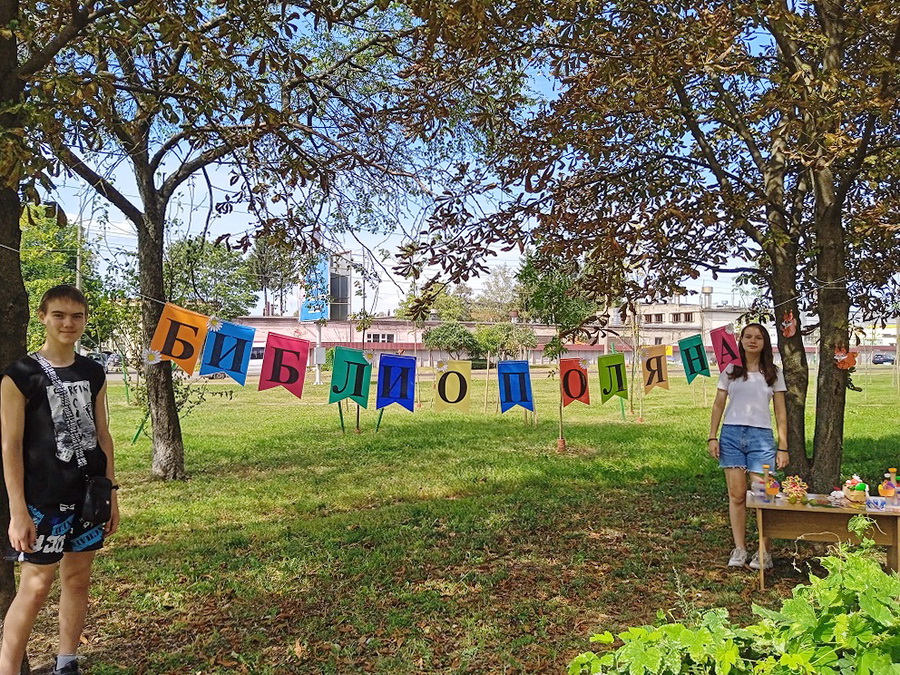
[728,323,779,386]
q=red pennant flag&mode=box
[710,324,743,372]
[560,357,590,407]
[258,333,310,400]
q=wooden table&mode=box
[749,492,900,590]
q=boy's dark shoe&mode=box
[52,661,81,675]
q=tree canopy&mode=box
[398,0,900,490]
[423,321,479,359]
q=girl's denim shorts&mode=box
[718,424,775,474]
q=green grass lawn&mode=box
[28,367,900,673]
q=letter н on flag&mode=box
[710,324,743,372]
[329,346,373,408]
[258,333,310,399]
[376,353,416,411]
[199,321,256,385]
[560,357,590,407]
[497,360,534,413]
[434,360,471,413]
[149,303,208,375]
[642,345,669,394]
[597,353,628,404]
[678,334,709,384]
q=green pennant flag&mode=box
[328,346,373,407]
[678,334,710,384]
[597,353,628,404]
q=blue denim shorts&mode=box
[718,424,776,474]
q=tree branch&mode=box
[15,0,142,78]
[159,142,239,203]
[708,75,766,175]
[55,144,144,226]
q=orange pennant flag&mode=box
[149,303,209,375]
[641,345,670,394]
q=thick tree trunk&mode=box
[770,248,810,477]
[137,208,187,480]
[809,171,849,493]
[1,0,32,665]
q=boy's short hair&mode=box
[38,285,89,316]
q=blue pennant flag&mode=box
[497,360,534,413]
[376,353,417,411]
[199,321,256,385]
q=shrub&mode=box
[569,516,900,675]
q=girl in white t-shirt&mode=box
[707,323,788,571]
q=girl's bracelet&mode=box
[708,437,718,442]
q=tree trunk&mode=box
[770,247,810,478]
[809,170,849,493]
[0,1,33,664]
[137,208,187,480]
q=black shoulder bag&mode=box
[30,353,113,524]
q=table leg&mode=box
[757,507,765,591]
[888,518,900,573]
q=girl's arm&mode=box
[773,390,789,469]
[708,389,728,459]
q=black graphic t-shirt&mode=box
[4,355,107,504]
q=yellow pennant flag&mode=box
[433,360,471,413]
[642,345,670,395]
[149,303,209,375]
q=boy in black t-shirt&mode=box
[0,286,119,675]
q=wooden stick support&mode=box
[337,402,345,433]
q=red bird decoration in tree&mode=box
[781,311,797,338]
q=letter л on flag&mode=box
[597,353,628,404]
[329,346,373,407]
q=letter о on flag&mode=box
[434,360,471,413]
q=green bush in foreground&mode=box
[570,516,900,675]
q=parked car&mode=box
[86,352,107,368]
[104,353,122,372]
[873,353,896,365]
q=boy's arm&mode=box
[1,375,36,552]
[94,382,119,536]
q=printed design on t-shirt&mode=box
[45,380,96,463]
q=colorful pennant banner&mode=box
[149,303,209,375]
[560,357,590,407]
[641,345,670,394]
[678,334,709,384]
[376,353,416,412]
[199,321,256,385]
[597,353,628,404]
[497,360,534,413]
[329,346,373,408]
[434,361,471,413]
[258,332,310,400]
[710,324,742,372]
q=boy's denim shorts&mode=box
[718,424,776,474]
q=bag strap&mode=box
[29,352,88,468]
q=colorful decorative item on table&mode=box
[782,475,808,504]
[781,311,797,338]
[762,464,778,503]
[842,475,869,505]
[867,496,887,512]
[829,490,845,506]
[879,475,896,498]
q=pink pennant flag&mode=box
[258,333,310,399]
[710,324,742,372]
